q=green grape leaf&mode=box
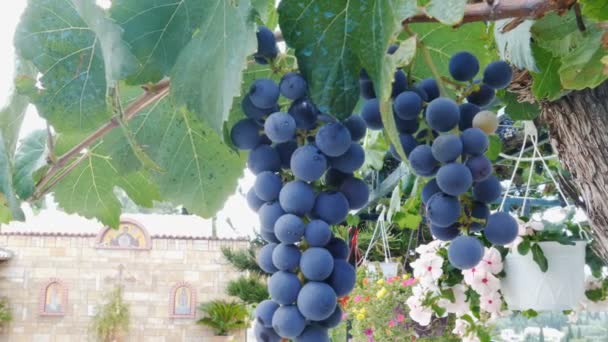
[110,0,206,84]
[408,23,494,82]
[531,243,549,272]
[485,135,502,161]
[424,0,467,25]
[502,91,539,121]
[0,59,37,157]
[171,0,257,136]
[53,152,160,227]
[393,212,422,230]
[108,88,247,219]
[0,133,25,223]
[559,29,608,90]
[579,0,608,21]
[278,0,417,121]
[252,0,276,26]
[14,0,136,133]
[13,130,48,200]
[530,44,564,101]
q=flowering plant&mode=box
[406,240,510,342]
[345,267,456,341]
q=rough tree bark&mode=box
[541,82,608,261]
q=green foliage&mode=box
[579,0,608,21]
[0,297,12,324]
[12,130,48,199]
[0,133,24,223]
[278,0,416,121]
[530,11,608,99]
[171,0,258,134]
[226,276,269,304]
[221,246,264,275]
[90,287,130,342]
[196,300,249,336]
[530,244,548,272]
[423,0,467,25]
[485,135,502,161]
[502,91,539,120]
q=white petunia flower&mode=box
[411,253,444,286]
[438,284,469,317]
[480,247,503,274]
[470,270,501,296]
[406,296,433,326]
[480,291,503,314]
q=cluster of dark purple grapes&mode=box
[359,49,519,270]
[233,27,363,342]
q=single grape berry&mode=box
[395,116,419,134]
[280,72,307,100]
[264,112,296,143]
[258,243,278,274]
[312,191,349,225]
[274,214,306,244]
[255,26,278,63]
[431,134,463,163]
[339,177,369,210]
[254,321,281,342]
[318,305,343,329]
[361,99,383,130]
[387,44,399,54]
[258,201,285,231]
[300,247,334,281]
[272,305,306,338]
[254,171,282,201]
[246,188,265,211]
[393,91,422,120]
[272,243,301,272]
[484,212,518,245]
[325,237,349,260]
[289,99,318,130]
[465,155,493,182]
[422,179,441,205]
[242,94,278,120]
[431,224,461,241]
[426,97,460,132]
[473,175,502,203]
[448,236,484,269]
[291,144,328,182]
[392,70,408,98]
[472,110,499,135]
[458,103,481,131]
[231,119,262,149]
[461,128,489,156]
[255,300,279,328]
[296,326,330,342]
[275,141,298,169]
[315,122,352,157]
[449,52,480,81]
[305,220,332,247]
[426,192,461,227]
[466,82,495,106]
[268,271,301,305]
[327,259,356,296]
[483,61,512,89]
[279,180,315,216]
[329,143,365,173]
[389,133,418,161]
[249,78,280,109]
[408,145,439,176]
[248,145,281,174]
[297,282,337,321]
[324,168,353,188]
[417,78,440,101]
[471,201,489,232]
[343,115,367,142]
[436,163,473,196]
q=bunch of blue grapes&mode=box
[233,27,362,342]
[360,49,519,270]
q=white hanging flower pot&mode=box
[379,261,399,278]
[501,241,586,311]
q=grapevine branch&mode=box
[31,79,170,200]
[402,0,575,25]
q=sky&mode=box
[0,1,259,238]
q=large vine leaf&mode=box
[579,0,608,21]
[530,44,564,101]
[106,86,247,219]
[423,0,467,26]
[53,152,160,227]
[13,130,48,200]
[0,58,37,157]
[408,23,495,82]
[110,0,206,84]
[170,0,257,135]
[0,133,25,223]
[14,0,136,133]
[559,29,607,90]
[502,91,539,121]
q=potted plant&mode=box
[501,217,587,311]
[89,287,130,342]
[196,300,249,341]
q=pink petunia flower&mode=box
[396,314,405,322]
[388,320,396,328]
[402,278,416,287]
[354,295,362,303]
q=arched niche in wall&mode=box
[169,282,196,318]
[39,278,67,316]
[96,218,151,250]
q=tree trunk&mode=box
[541,81,608,261]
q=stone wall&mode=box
[0,234,249,342]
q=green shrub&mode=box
[197,300,249,336]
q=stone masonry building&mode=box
[0,210,249,341]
